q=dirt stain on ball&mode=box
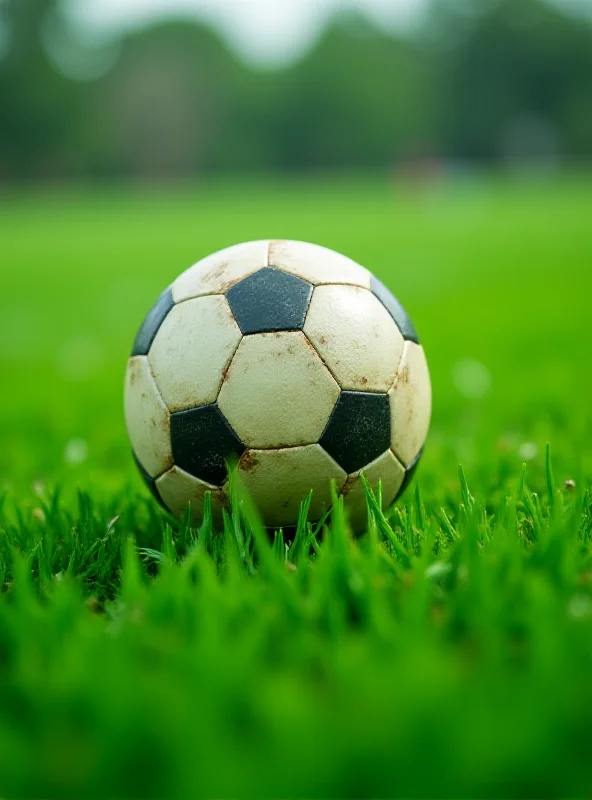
[202,260,230,286]
[240,451,260,472]
[392,364,410,392]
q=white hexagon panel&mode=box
[236,445,347,528]
[125,241,431,530]
[218,331,340,449]
[156,466,227,523]
[304,284,405,393]
[268,240,371,288]
[388,341,432,467]
[149,295,242,413]
[124,356,173,478]
[172,240,269,302]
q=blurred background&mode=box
[3,0,592,180]
[1,0,592,496]
[3,7,592,796]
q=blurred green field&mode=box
[3,174,592,493]
[1,175,592,797]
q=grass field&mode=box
[1,174,592,797]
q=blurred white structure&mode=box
[67,0,428,66]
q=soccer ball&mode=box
[124,240,431,530]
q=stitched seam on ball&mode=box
[145,352,175,418]
[388,339,411,396]
[300,331,342,393]
[217,335,244,394]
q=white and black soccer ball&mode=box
[124,241,431,530]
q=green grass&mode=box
[1,173,592,797]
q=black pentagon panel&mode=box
[131,287,174,356]
[320,391,391,475]
[226,267,313,335]
[170,403,245,485]
[370,276,419,344]
[132,452,166,509]
[396,448,424,502]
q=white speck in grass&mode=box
[519,442,538,461]
[64,438,88,466]
[452,359,492,399]
[57,335,105,382]
[568,595,592,620]
[425,562,453,580]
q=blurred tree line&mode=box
[1,0,592,180]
